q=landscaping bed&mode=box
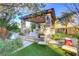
[0,38,23,56]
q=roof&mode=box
[21,8,56,23]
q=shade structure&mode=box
[25,15,45,23]
[21,8,56,24]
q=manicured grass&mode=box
[12,43,66,56]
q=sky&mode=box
[44,3,66,17]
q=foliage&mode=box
[19,32,24,36]
[66,4,79,16]
[0,39,4,48]
[6,22,20,32]
[57,12,75,34]
[0,3,46,21]
[57,12,74,25]
[30,23,36,32]
[0,38,23,56]
[65,4,79,25]
[51,32,72,40]
[0,18,19,31]
[12,38,23,48]
[0,18,9,27]
[0,18,20,39]
[51,34,61,40]
[72,33,79,39]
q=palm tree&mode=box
[0,18,19,40]
[58,12,74,34]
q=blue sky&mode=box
[44,3,66,17]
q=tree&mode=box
[0,18,19,39]
[65,4,79,24]
[57,12,74,34]
[0,3,46,21]
[65,4,79,14]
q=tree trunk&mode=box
[65,24,68,34]
[0,27,8,40]
[77,40,79,56]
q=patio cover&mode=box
[21,8,56,24]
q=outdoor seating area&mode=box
[0,3,79,56]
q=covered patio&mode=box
[20,8,56,44]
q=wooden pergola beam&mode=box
[21,8,56,24]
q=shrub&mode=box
[19,32,24,35]
[0,38,23,56]
[72,33,79,39]
[51,32,72,40]
[51,34,61,40]
[12,38,23,48]
[0,39,4,48]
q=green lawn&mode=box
[12,43,67,56]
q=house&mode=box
[55,21,79,34]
